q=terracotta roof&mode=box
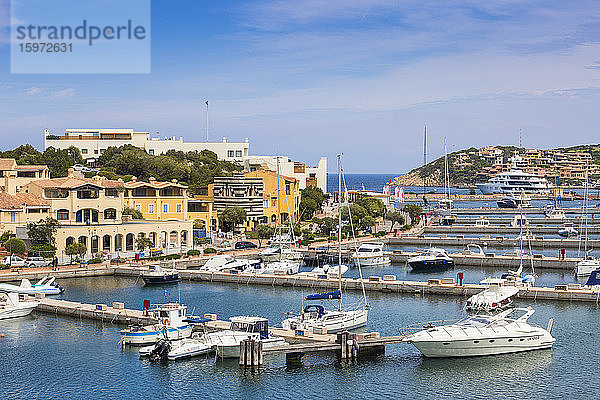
[0,193,50,209]
[28,177,124,189]
[0,158,17,171]
[15,165,48,171]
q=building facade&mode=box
[44,128,250,165]
[213,174,264,230]
[243,155,327,192]
[244,170,300,224]
[0,158,50,194]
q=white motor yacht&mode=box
[558,226,578,238]
[408,248,455,272]
[0,293,39,320]
[475,217,490,227]
[404,307,555,357]
[351,243,390,267]
[199,255,260,273]
[259,259,301,275]
[545,208,566,220]
[120,302,192,346]
[480,265,536,287]
[466,282,520,313]
[0,276,64,295]
[304,263,349,277]
[476,155,551,195]
[259,246,303,263]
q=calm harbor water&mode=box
[2,267,599,399]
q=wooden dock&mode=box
[424,225,600,235]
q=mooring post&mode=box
[239,338,263,367]
[338,331,349,359]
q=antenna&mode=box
[423,125,427,201]
[519,128,522,149]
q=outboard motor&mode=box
[149,339,171,361]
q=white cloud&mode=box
[52,88,76,98]
[24,86,43,96]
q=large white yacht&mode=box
[403,307,555,357]
[351,243,390,266]
[476,155,551,195]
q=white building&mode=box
[243,155,327,192]
[44,128,249,164]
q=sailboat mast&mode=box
[423,126,427,201]
[584,161,589,255]
[519,189,524,271]
[444,137,449,200]
[337,154,343,312]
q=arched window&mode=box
[66,237,75,247]
[126,233,134,251]
[76,209,99,223]
[115,234,123,252]
[102,235,111,251]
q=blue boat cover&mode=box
[305,290,341,300]
[585,270,600,286]
[183,317,211,324]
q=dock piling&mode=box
[239,338,263,367]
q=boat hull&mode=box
[352,256,390,267]
[0,304,38,320]
[121,325,192,346]
[141,274,180,285]
[412,335,555,357]
[282,309,368,333]
[409,259,454,272]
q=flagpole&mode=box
[205,100,209,142]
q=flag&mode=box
[205,100,209,107]
[395,187,404,203]
[383,185,391,195]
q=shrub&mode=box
[4,238,26,254]
[203,247,217,254]
[187,249,201,256]
[88,258,103,264]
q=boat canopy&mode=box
[303,304,326,318]
[305,290,341,300]
[585,270,600,286]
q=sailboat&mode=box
[281,154,369,333]
[436,137,453,213]
[261,156,302,274]
[481,189,536,287]
[576,161,600,276]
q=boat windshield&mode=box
[358,247,375,253]
[455,316,491,327]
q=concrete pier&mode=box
[424,225,600,235]
[387,235,596,249]
[35,297,156,325]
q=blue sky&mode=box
[1,0,600,173]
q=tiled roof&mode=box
[0,193,50,209]
[0,158,17,170]
[244,170,297,182]
[15,165,48,171]
[28,177,124,189]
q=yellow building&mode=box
[0,192,51,230]
[123,178,217,232]
[244,170,300,224]
[0,158,50,194]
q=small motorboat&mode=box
[351,243,390,267]
[0,276,64,295]
[462,244,486,257]
[480,265,536,287]
[0,293,39,320]
[545,207,566,219]
[259,259,301,275]
[402,307,555,357]
[466,282,520,312]
[199,255,262,273]
[141,265,179,285]
[510,215,529,227]
[558,226,578,238]
[120,302,192,346]
[584,269,600,288]
[408,248,454,272]
[475,217,490,227]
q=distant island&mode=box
[393,144,600,187]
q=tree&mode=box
[65,243,86,262]
[136,236,153,252]
[123,206,143,219]
[300,187,325,220]
[0,231,13,243]
[255,224,274,247]
[355,197,385,218]
[4,237,26,256]
[386,211,406,233]
[340,203,367,223]
[27,217,60,246]
[219,206,247,232]
[402,204,423,225]
[360,215,376,232]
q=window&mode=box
[176,204,182,213]
[148,149,154,155]
[100,149,106,154]
[104,208,117,219]
[163,204,168,213]
[105,188,118,197]
[227,150,235,157]
[235,150,242,157]
[286,183,291,195]
[10,212,16,223]
[149,204,154,213]
[94,149,98,154]
[57,209,69,220]
[81,149,88,154]
[135,204,141,211]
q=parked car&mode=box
[1,255,26,267]
[25,256,52,268]
[235,241,258,250]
